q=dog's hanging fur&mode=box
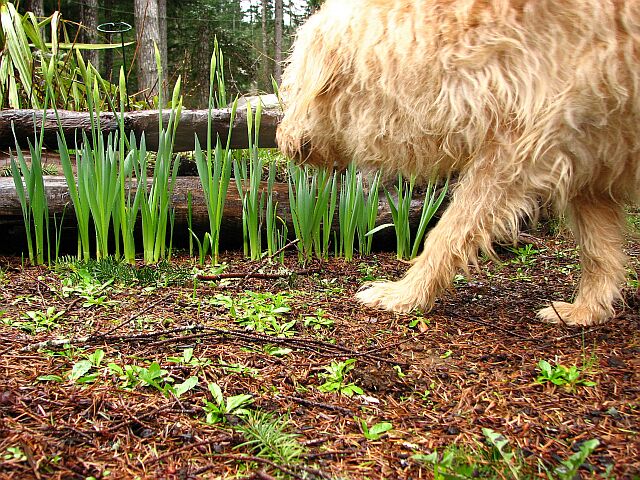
[277,0,640,326]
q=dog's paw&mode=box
[355,280,420,313]
[537,302,609,326]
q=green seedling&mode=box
[212,291,296,337]
[17,306,63,334]
[535,359,596,391]
[203,382,253,424]
[61,267,118,308]
[218,360,259,377]
[67,349,105,384]
[357,417,393,440]
[167,348,212,367]
[550,439,600,480]
[263,345,293,357]
[108,361,197,398]
[303,308,334,330]
[3,446,27,463]
[317,359,363,397]
[482,428,521,479]
[507,244,539,267]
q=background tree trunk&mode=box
[261,0,269,90]
[274,0,283,85]
[158,0,167,89]
[80,0,100,71]
[134,0,161,101]
[100,0,114,82]
[23,0,44,17]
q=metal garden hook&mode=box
[98,21,132,110]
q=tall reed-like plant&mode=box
[9,55,57,265]
[265,159,288,262]
[0,1,135,109]
[138,46,183,263]
[370,175,448,260]
[234,101,265,260]
[288,164,337,262]
[56,63,131,261]
[337,165,380,261]
[115,70,144,264]
[10,125,49,265]
[194,43,237,263]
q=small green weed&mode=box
[167,348,212,367]
[302,308,334,330]
[545,439,600,480]
[108,361,198,398]
[3,446,27,463]
[357,417,393,440]
[357,263,379,282]
[535,359,596,391]
[203,382,254,424]
[263,345,293,357]
[14,307,63,334]
[211,291,296,337]
[218,360,259,377]
[507,244,539,267]
[317,359,363,397]
[67,349,106,383]
[627,209,640,233]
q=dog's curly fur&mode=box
[276,0,640,326]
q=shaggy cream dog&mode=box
[276,0,640,326]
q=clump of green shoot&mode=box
[288,164,337,262]
[369,175,448,260]
[194,41,236,263]
[338,164,380,260]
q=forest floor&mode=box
[0,225,639,479]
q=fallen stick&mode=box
[195,267,318,282]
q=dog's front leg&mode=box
[356,161,535,313]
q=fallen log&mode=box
[0,108,282,153]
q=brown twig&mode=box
[278,395,354,414]
[196,267,319,282]
[239,238,300,285]
[189,454,307,479]
[150,435,234,464]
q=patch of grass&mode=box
[55,256,193,287]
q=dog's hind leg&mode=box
[537,195,626,326]
[356,149,536,314]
